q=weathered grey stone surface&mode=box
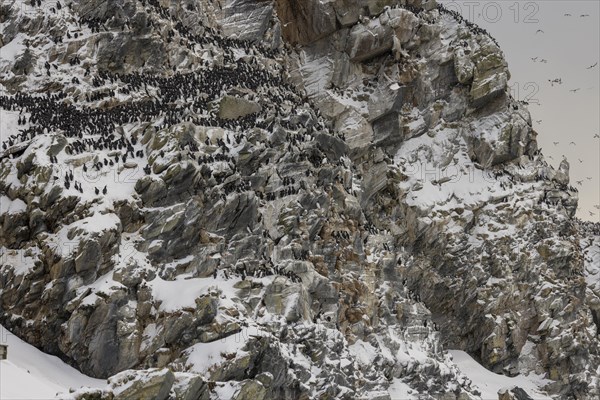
[0,0,598,399]
[110,368,175,400]
[219,96,263,120]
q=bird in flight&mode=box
[578,158,584,163]
[576,180,583,185]
[548,78,562,86]
[536,29,544,34]
[587,177,593,180]
[570,88,580,93]
[594,205,600,210]
[594,134,600,139]
[540,59,548,63]
[581,14,590,17]
[564,13,572,16]
[590,211,597,217]
[536,120,542,124]
[588,62,598,69]
[553,141,559,145]
[531,57,538,62]
[569,141,576,146]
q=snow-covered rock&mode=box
[0,0,598,399]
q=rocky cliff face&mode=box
[1,0,599,399]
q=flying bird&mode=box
[587,177,593,180]
[564,13,571,16]
[536,120,542,124]
[570,88,580,93]
[576,180,583,185]
[531,57,538,62]
[578,159,584,163]
[581,14,590,17]
[536,29,544,34]
[590,211,596,217]
[594,134,600,138]
[569,141,576,145]
[549,78,562,86]
[587,62,598,69]
[553,141,559,145]
[540,59,548,63]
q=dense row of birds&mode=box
[3,0,597,358]
[3,0,496,156]
[216,262,303,283]
[1,0,363,237]
[0,54,336,157]
[4,0,595,220]
[436,3,500,47]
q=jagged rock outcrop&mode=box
[1,0,598,399]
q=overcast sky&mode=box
[439,0,599,221]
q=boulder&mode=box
[172,375,210,400]
[263,278,311,322]
[454,48,474,84]
[554,158,570,186]
[135,176,168,207]
[498,387,535,400]
[274,0,338,45]
[219,0,273,41]
[218,96,262,120]
[96,34,167,73]
[110,368,175,400]
[469,43,509,107]
[234,380,267,400]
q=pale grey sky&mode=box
[440,0,599,221]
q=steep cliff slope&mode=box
[0,323,104,399]
[0,0,599,399]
